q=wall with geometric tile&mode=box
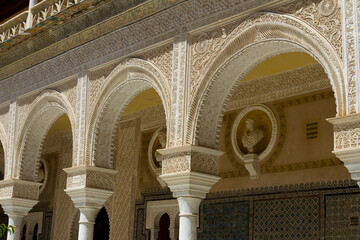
[253,196,320,239]
[133,180,360,240]
[198,200,249,240]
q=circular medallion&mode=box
[319,0,336,17]
[148,128,166,176]
[38,158,48,194]
[194,33,209,54]
[231,104,278,162]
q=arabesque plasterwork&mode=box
[87,58,170,169]
[15,90,75,181]
[188,12,344,151]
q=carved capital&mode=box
[328,115,360,186]
[64,166,117,191]
[160,172,220,199]
[64,166,117,209]
[328,115,360,150]
[0,180,40,219]
[0,179,41,201]
[158,145,223,175]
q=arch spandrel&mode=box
[187,12,345,149]
[87,58,171,169]
[16,89,76,181]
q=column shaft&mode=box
[7,214,24,240]
[177,197,201,240]
[77,208,98,240]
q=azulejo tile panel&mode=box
[325,193,360,239]
[253,196,320,239]
[198,200,250,240]
[133,180,360,239]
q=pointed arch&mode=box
[187,12,345,149]
[16,89,76,181]
[86,58,170,168]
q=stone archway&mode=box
[15,90,75,181]
[87,58,170,169]
[78,58,170,240]
[187,13,345,149]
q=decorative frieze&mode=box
[64,166,117,191]
[0,179,41,200]
[159,145,223,176]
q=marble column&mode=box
[159,145,222,240]
[0,180,40,240]
[77,208,99,240]
[64,166,117,240]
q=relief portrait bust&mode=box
[241,118,265,154]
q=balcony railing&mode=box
[0,0,82,44]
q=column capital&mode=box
[64,166,117,209]
[159,145,222,199]
[158,145,223,176]
[64,166,117,191]
[0,179,41,202]
[328,115,360,186]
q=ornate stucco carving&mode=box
[88,61,121,106]
[226,64,330,110]
[15,90,75,181]
[104,118,140,240]
[159,145,222,176]
[330,119,360,150]
[0,180,41,200]
[168,34,188,147]
[0,0,289,86]
[88,58,170,168]
[54,77,78,111]
[190,22,241,96]
[120,105,166,131]
[341,0,359,114]
[65,167,117,191]
[138,43,173,81]
[274,0,342,57]
[188,12,344,150]
[51,134,75,240]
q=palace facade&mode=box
[0,0,359,239]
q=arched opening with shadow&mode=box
[14,89,75,239]
[93,207,110,240]
[157,213,170,240]
[89,58,170,239]
[0,141,5,180]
